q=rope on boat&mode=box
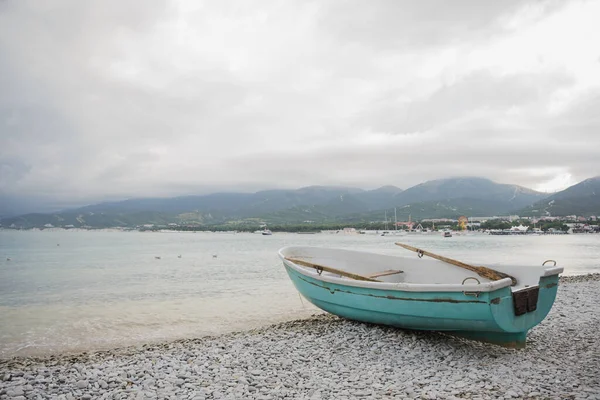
[395,243,518,286]
[298,292,306,309]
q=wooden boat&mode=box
[279,244,563,348]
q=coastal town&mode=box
[6,214,599,235]
[405,215,600,235]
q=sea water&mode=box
[1,230,599,358]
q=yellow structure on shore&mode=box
[458,216,468,230]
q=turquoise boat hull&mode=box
[284,263,560,348]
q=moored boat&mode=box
[279,245,562,348]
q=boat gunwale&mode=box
[278,246,563,293]
[542,266,563,277]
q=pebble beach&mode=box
[1,274,599,400]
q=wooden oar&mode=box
[367,269,403,279]
[284,257,381,282]
[395,243,518,286]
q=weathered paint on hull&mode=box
[285,265,560,348]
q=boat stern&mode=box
[483,270,562,347]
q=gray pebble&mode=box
[76,379,88,389]
[0,276,599,400]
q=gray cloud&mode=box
[319,0,526,50]
[0,0,599,214]
[356,70,574,133]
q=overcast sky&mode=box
[1,0,599,212]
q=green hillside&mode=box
[519,177,600,217]
[6,176,589,229]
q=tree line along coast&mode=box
[143,215,599,234]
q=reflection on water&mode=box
[0,230,598,358]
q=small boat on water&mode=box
[443,230,452,237]
[279,244,562,348]
[255,226,273,235]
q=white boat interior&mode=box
[279,246,563,293]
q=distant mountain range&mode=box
[2,176,599,229]
[519,176,600,217]
[390,177,544,211]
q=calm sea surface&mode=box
[1,230,599,358]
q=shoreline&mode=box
[1,274,599,399]
[1,273,598,364]
[3,227,600,234]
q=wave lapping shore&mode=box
[1,275,599,400]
